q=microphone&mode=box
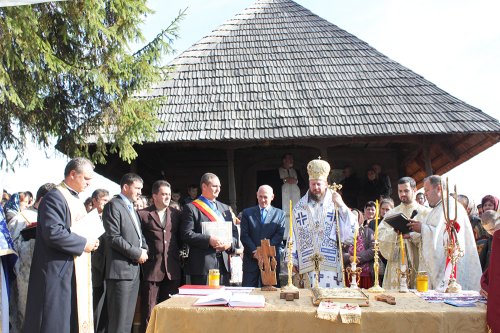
[410,210,418,219]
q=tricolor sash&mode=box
[57,183,93,333]
[192,199,224,222]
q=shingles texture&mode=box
[147,0,500,143]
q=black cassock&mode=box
[24,188,87,333]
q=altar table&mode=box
[146,289,486,333]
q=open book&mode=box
[193,291,265,308]
[384,213,411,234]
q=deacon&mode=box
[24,158,99,333]
[240,185,285,287]
[288,158,356,288]
[378,177,430,290]
[180,173,239,286]
[407,175,481,291]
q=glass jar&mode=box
[208,269,220,287]
[416,271,429,292]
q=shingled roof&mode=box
[147,0,500,143]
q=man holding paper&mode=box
[24,157,100,333]
[181,172,239,286]
[378,177,430,290]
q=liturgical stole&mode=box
[57,183,93,333]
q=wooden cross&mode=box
[256,239,277,290]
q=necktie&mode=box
[127,204,142,246]
[261,208,267,224]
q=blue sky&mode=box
[139,0,500,204]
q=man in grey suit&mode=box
[102,173,148,333]
[240,185,285,287]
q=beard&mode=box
[309,191,324,202]
[400,197,413,204]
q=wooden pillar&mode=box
[227,148,237,211]
[422,138,433,176]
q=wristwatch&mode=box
[283,179,287,184]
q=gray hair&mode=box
[424,175,442,188]
[200,173,218,188]
[481,210,499,228]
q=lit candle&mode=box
[353,226,358,263]
[289,200,293,241]
[375,199,379,240]
[399,234,406,265]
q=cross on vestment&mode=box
[333,274,341,286]
[297,212,307,226]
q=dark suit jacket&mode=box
[24,188,87,333]
[91,233,106,287]
[240,205,285,273]
[180,200,238,275]
[138,205,182,282]
[102,195,148,280]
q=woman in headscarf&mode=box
[481,195,499,214]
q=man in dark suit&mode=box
[24,157,99,333]
[102,173,148,333]
[240,185,285,287]
[138,180,182,333]
[90,189,110,333]
[180,172,239,286]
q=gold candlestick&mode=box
[397,264,410,293]
[346,261,362,289]
[368,200,384,293]
[281,200,299,300]
[368,240,385,293]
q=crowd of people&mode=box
[0,156,499,333]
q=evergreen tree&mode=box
[0,1,184,168]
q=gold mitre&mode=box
[307,158,330,181]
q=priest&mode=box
[407,175,481,291]
[378,177,430,290]
[288,158,356,288]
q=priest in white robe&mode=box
[407,175,481,291]
[288,158,356,288]
[379,177,430,290]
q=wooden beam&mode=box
[436,142,460,163]
[422,138,433,176]
[227,148,237,211]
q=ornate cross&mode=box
[311,252,325,288]
[328,183,342,193]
